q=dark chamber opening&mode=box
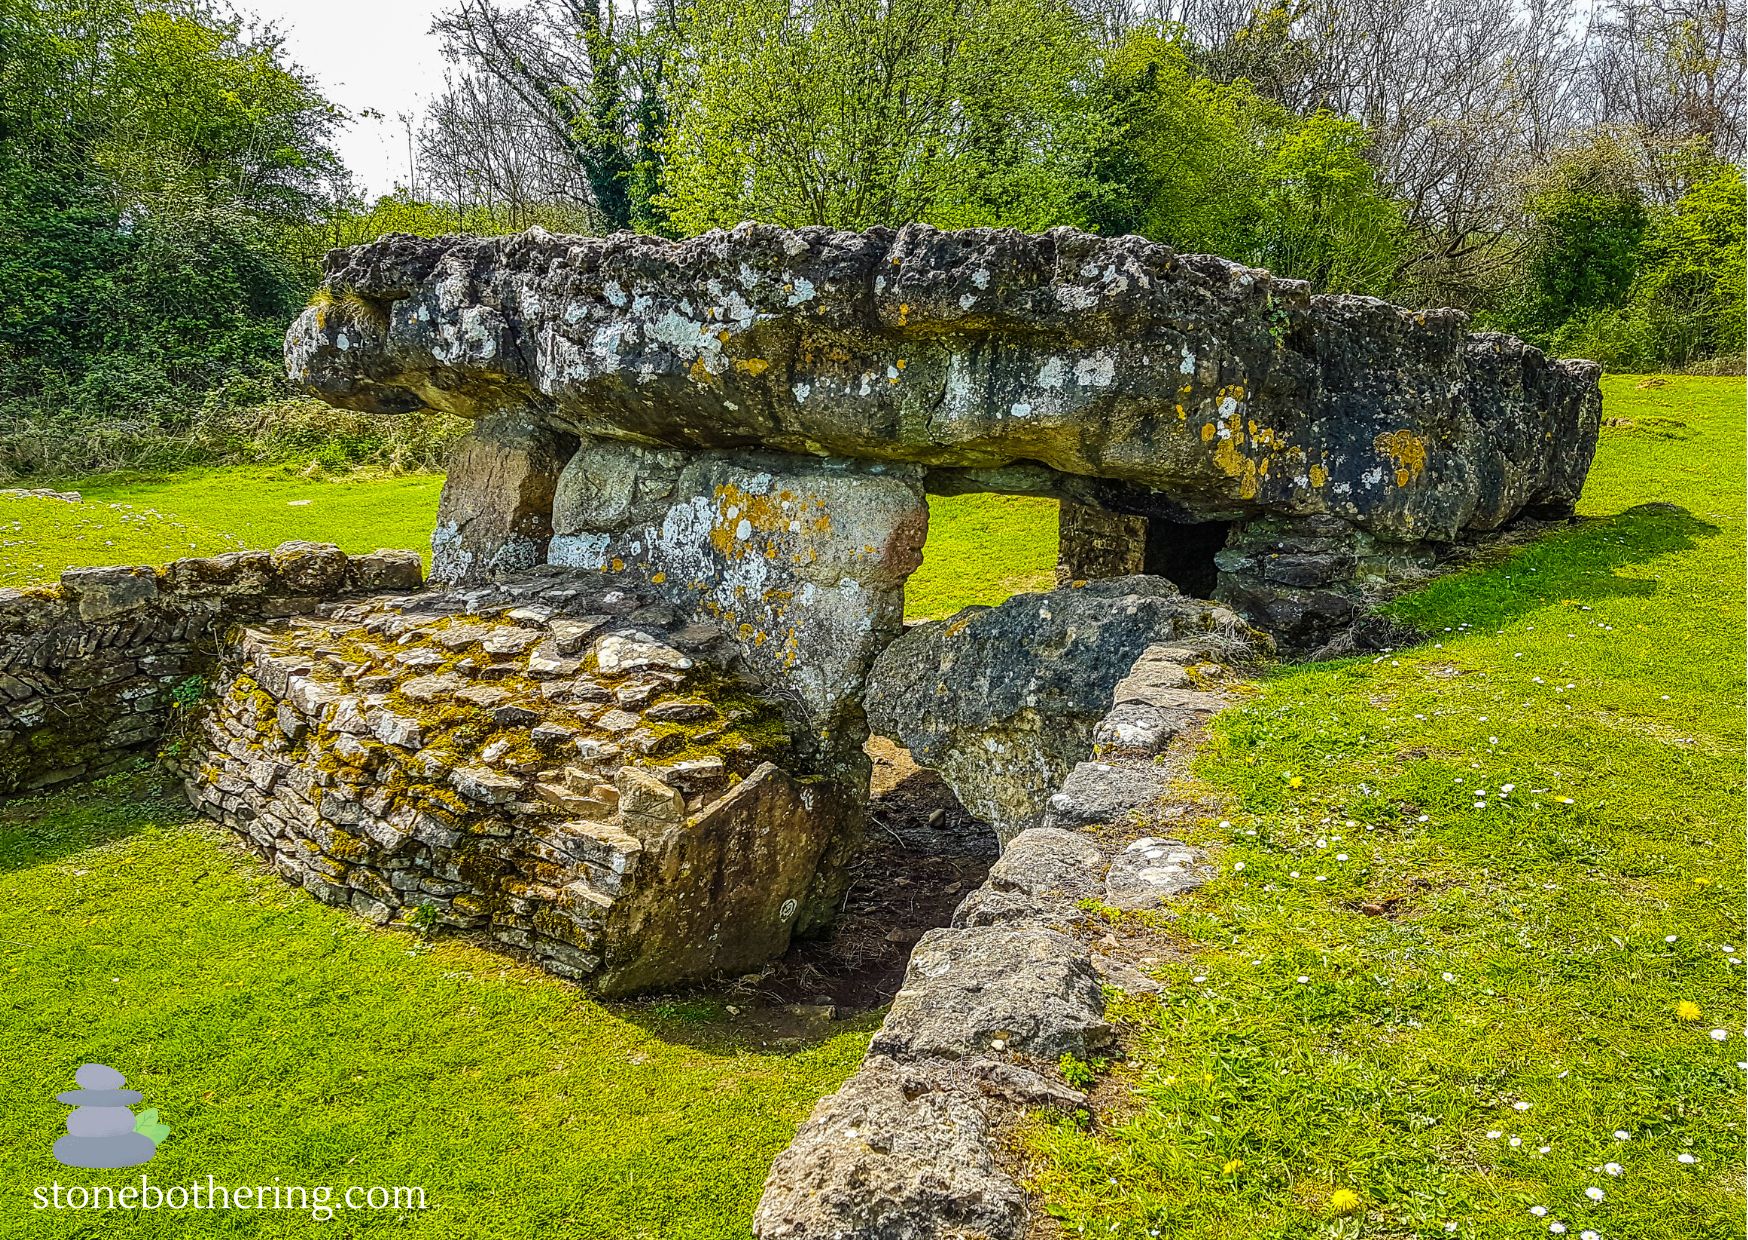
[1143,518,1232,599]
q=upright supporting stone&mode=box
[432,410,575,584]
[1056,500,1147,585]
[549,441,928,770]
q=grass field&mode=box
[1026,375,1746,1238]
[0,773,874,1239]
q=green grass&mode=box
[906,491,1059,620]
[1025,375,1747,1237]
[0,467,444,588]
[0,772,872,1239]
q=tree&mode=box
[0,0,342,422]
[1082,30,1405,293]
[431,0,679,232]
[658,0,1097,232]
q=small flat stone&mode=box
[430,623,495,651]
[595,708,641,734]
[550,616,610,655]
[394,646,446,670]
[643,697,716,724]
[489,703,541,728]
[451,766,525,805]
[595,633,693,676]
[400,673,467,704]
[456,684,509,709]
[481,627,544,655]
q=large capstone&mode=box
[287,224,1601,650]
[290,224,1600,545]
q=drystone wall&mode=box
[183,568,860,993]
[286,222,1603,649]
[0,544,422,798]
[756,638,1234,1240]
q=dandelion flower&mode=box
[1676,1001,1702,1021]
[1328,1188,1360,1215]
[1221,1158,1243,1175]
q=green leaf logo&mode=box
[134,1108,171,1146]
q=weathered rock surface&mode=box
[290,224,1600,546]
[865,578,1250,841]
[753,1059,1028,1240]
[547,439,927,774]
[870,924,1111,1063]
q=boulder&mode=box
[864,577,1245,841]
[869,924,1111,1063]
[752,1059,1028,1240]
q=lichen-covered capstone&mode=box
[290,223,1601,548]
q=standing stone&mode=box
[550,441,928,777]
[432,409,575,583]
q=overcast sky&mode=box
[246,0,450,198]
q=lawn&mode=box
[0,772,873,1239]
[0,465,1059,622]
[0,467,445,589]
[1026,375,1747,1238]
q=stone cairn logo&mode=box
[53,1064,169,1169]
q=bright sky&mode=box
[243,0,451,198]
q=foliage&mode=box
[0,0,342,429]
[659,0,1097,231]
[1512,141,1650,337]
[1083,31,1406,293]
[1520,161,1747,371]
[1024,376,1746,1237]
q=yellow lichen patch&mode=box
[1309,463,1329,488]
[1374,429,1429,488]
[734,358,770,376]
[1212,437,1261,500]
[688,357,714,384]
[649,571,667,585]
[1201,423,1217,443]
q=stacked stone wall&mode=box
[0,543,422,798]
[183,570,857,994]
